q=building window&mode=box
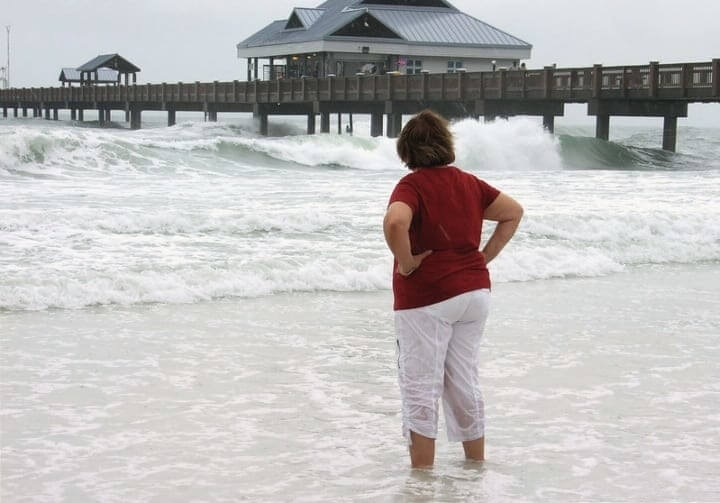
[447,61,464,73]
[406,59,423,75]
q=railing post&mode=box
[712,59,719,97]
[592,64,603,98]
[680,64,689,98]
[543,66,554,99]
[498,69,506,99]
[521,70,527,99]
[621,67,628,98]
[648,61,659,98]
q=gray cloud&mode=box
[2,0,718,125]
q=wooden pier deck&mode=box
[2,60,718,152]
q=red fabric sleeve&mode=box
[388,180,420,213]
[476,178,501,210]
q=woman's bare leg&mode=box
[409,431,435,468]
[462,437,484,462]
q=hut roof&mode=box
[76,54,141,73]
[238,0,532,50]
[59,67,119,83]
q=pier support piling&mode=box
[130,109,142,130]
[259,114,268,136]
[78,109,84,121]
[2,107,6,118]
[370,112,383,137]
[662,116,678,152]
[98,109,105,125]
[53,109,59,121]
[337,113,342,135]
[595,115,610,141]
[542,114,555,133]
[207,109,218,122]
[168,110,176,127]
[320,112,330,133]
[22,108,27,117]
[386,113,402,138]
[71,109,77,120]
[105,109,112,122]
[125,109,130,122]
[307,114,316,135]
[13,107,18,118]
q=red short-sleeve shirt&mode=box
[388,166,500,310]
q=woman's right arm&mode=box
[481,193,524,264]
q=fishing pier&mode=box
[1,60,718,152]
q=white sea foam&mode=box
[1,118,719,310]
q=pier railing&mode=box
[1,61,718,106]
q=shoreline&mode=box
[2,262,719,501]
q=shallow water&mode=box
[2,265,719,502]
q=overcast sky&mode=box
[2,0,719,125]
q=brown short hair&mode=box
[396,110,455,169]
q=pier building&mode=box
[236,0,532,81]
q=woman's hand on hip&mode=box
[397,250,433,277]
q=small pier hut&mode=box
[59,68,119,87]
[236,0,532,81]
[76,54,141,86]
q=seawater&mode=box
[1,114,719,502]
[1,116,718,310]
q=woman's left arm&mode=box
[384,202,432,277]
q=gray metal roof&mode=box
[238,0,531,49]
[59,67,119,83]
[294,8,325,28]
[76,54,141,73]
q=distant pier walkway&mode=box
[2,60,718,152]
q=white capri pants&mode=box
[395,289,490,444]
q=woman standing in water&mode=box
[384,110,523,468]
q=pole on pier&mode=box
[662,116,678,152]
[648,61,659,98]
[307,114,316,135]
[542,114,555,133]
[168,109,176,127]
[370,112,383,137]
[596,115,610,141]
[253,58,259,81]
[247,58,252,82]
[320,112,330,133]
